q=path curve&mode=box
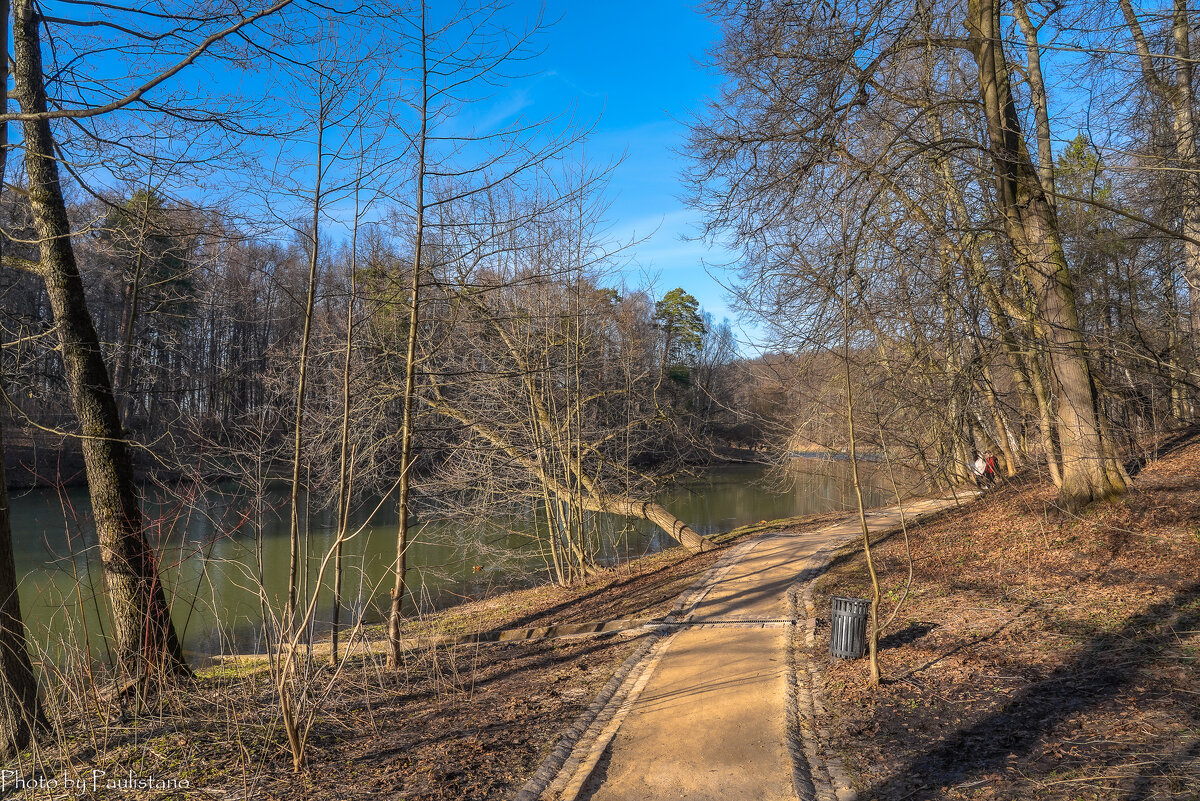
[516,494,972,801]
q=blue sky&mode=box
[42,0,1135,353]
[42,0,747,339]
[514,1,743,333]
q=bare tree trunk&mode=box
[574,494,713,553]
[112,189,153,427]
[387,1,429,669]
[12,0,187,677]
[1027,348,1063,486]
[843,291,880,685]
[980,367,1018,476]
[1013,0,1056,204]
[330,215,361,665]
[1120,0,1200,403]
[286,110,324,637]
[967,0,1125,508]
[928,119,1058,484]
[1168,285,1188,420]
[0,415,43,755]
[426,384,715,554]
[0,10,44,740]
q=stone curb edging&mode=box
[511,626,669,801]
[515,496,972,801]
[786,497,979,801]
[549,627,682,801]
[512,536,763,801]
[786,576,820,801]
[788,540,859,801]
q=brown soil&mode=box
[11,510,850,801]
[809,432,1200,800]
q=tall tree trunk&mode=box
[285,113,324,638]
[1026,347,1063,486]
[980,367,1018,476]
[1013,0,1056,204]
[1165,0,1200,358]
[330,205,361,666]
[12,0,187,676]
[843,287,880,685]
[112,190,153,428]
[966,0,1125,508]
[387,1,429,669]
[0,5,44,742]
[0,417,42,754]
[927,117,1056,482]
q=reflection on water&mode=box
[8,458,913,659]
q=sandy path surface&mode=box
[570,496,968,801]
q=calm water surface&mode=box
[8,459,910,659]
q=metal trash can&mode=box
[830,596,870,659]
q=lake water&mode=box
[7,458,911,660]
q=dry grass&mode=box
[809,433,1200,800]
[5,509,850,801]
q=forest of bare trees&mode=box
[687,0,1197,506]
[0,0,753,762]
[0,0,1194,775]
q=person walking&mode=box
[972,452,988,489]
[984,452,999,487]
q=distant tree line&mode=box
[1,195,748,483]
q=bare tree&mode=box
[10,0,189,677]
[1118,0,1200,360]
[376,0,592,665]
[966,0,1128,506]
[0,4,43,741]
[416,179,715,574]
[686,0,1141,510]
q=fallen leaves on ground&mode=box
[810,432,1200,800]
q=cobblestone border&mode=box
[786,576,820,801]
[786,497,978,801]
[788,539,859,801]
[516,497,970,801]
[550,627,682,800]
[512,536,764,801]
[512,626,671,801]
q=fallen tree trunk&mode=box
[425,391,715,555]
[574,493,714,554]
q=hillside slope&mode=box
[811,433,1200,800]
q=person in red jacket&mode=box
[983,452,999,487]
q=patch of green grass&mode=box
[195,657,271,680]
